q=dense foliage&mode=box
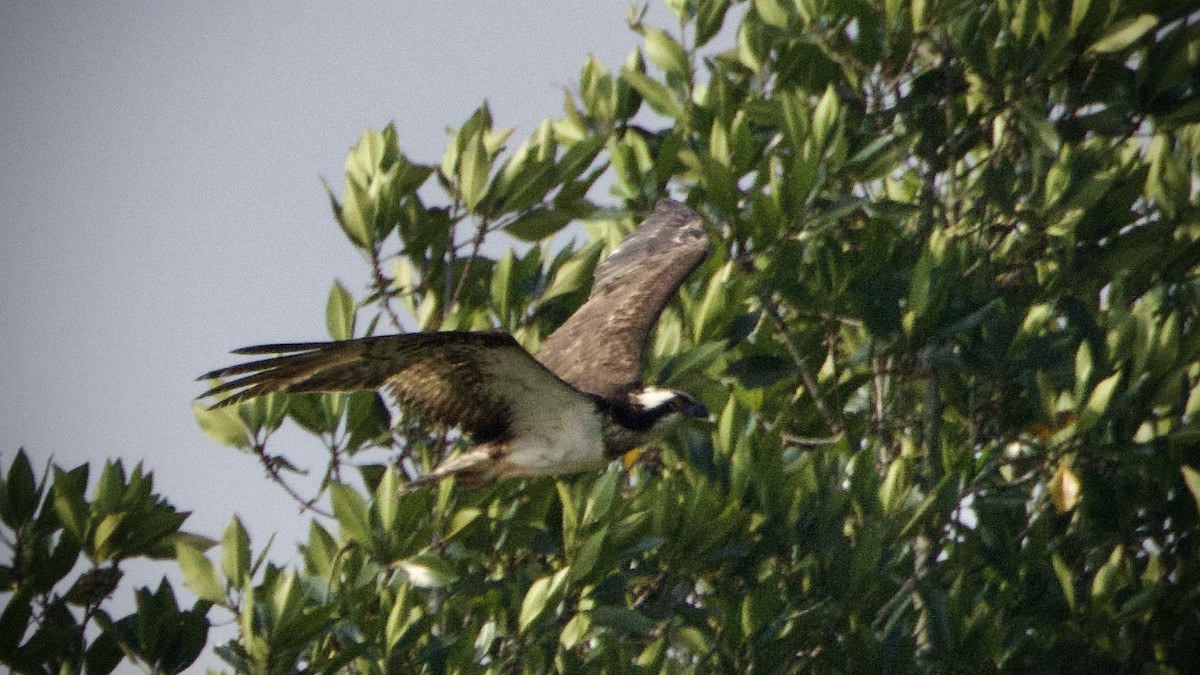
[0,452,208,673]
[6,0,1200,672]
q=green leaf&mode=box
[92,513,125,561]
[621,68,685,120]
[1074,341,1094,401]
[330,482,372,548]
[1091,545,1127,600]
[1052,553,1077,611]
[695,0,732,47]
[693,260,733,342]
[1068,0,1091,37]
[519,569,569,633]
[581,470,618,526]
[287,393,340,435]
[84,627,123,675]
[1,449,38,528]
[52,465,90,545]
[753,0,791,28]
[43,536,82,593]
[555,134,607,186]
[1017,104,1061,155]
[879,458,910,514]
[176,542,225,604]
[725,355,797,389]
[643,28,690,79]
[325,281,355,341]
[268,570,303,638]
[491,250,514,320]
[1181,466,1200,517]
[192,402,251,450]
[557,480,579,547]
[519,574,553,633]
[337,178,374,249]
[346,392,391,452]
[459,128,490,211]
[494,152,557,213]
[505,207,574,242]
[221,517,251,588]
[559,613,590,650]
[569,526,607,582]
[92,460,125,515]
[446,507,481,540]
[396,553,459,589]
[542,243,602,302]
[589,606,657,635]
[1088,13,1157,53]
[900,475,953,538]
[0,591,31,659]
[811,85,840,149]
[1078,370,1121,433]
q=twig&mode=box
[368,244,405,331]
[450,215,490,311]
[762,294,843,434]
[920,349,943,480]
[251,441,332,518]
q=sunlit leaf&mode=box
[221,517,251,588]
[1182,466,1200,517]
[396,553,459,589]
[176,542,225,604]
[330,482,372,548]
[1088,14,1157,53]
[1050,460,1082,513]
[192,403,251,450]
[1078,371,1121,433]
[459,128,491,211]
[643,28,690,79]
[325,281,356,341]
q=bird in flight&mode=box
[199,199,711,487]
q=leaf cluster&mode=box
[0,450,208,674]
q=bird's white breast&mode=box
[503,396,606,475]
[479,352,608,475]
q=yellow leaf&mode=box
[1050,461,1081,513]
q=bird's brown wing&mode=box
[536,199,710,401]
[199,331,573,441]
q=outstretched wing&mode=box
[199,331,582,441]
[537,199,710,401]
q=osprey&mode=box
[200,199,710,487]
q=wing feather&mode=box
[200,331,582,441]
[536,199,709,400]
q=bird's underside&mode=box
[199,199,711,487]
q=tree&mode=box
[6,0,1200,672]
[0,450,208,673]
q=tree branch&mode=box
[762,294,843,434]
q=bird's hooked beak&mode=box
[676,393,709,422]
[683,397,709,419]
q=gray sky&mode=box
[1,1,675,668]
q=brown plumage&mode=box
[536,199,709,401]
[200,332,550,442]
[198,199,711,486]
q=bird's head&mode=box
[630,387,709,429]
